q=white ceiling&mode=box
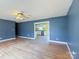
[0,0,73,22]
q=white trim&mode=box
[34,21,50,42]
[48,40,67,44]
[34,21,50,24]
[0,38,16,43]
[18,36,35,40]
[66,43,74,59]
[48,40,73,59]
[19,35,73,59]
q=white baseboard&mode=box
[0,38,16,43]
[48,40,73,59]
[19,36,73,59]
[48,40,67,44]
[66,43,74,59]
[18,36,35,40]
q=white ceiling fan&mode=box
[12,10,31,20]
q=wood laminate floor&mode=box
[0,38,71,59]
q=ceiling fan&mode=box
[12,10,31,20]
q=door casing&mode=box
[34,21,50,42]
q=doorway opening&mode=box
[15,23,18,37]
[34,21,50,43]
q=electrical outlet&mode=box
[27,34,30,36]
[72,51,77,55]
[0,37,2,39]
[68,43,72,45]
[56,38,59,40]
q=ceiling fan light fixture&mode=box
[13,10,31,20]
[15,11,26,20]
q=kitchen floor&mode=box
[0,37,71,59]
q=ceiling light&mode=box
[13,10,31,20]
[15,11,26,20]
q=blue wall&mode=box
[18,16,68,42]
[17,0,79,58]
[68,0,79,59]
[0,19,15,40]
